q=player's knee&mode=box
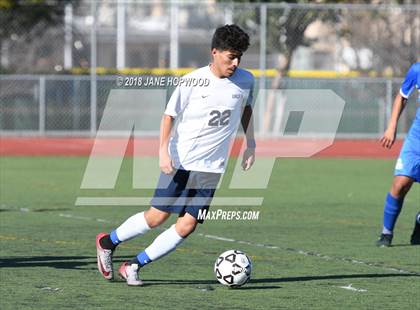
[175,222,197,238]
[390,178,412,199]
[146,218,163,228]
[144,209,169,228]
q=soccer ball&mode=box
[214,250,252,287]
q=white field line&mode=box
[58,213,110,223]
[40,287,62,292]
[74,197,264,207]
[337,284,367,292]
[198,233,419,275]
[3,206,418,276]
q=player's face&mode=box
[211,49,242,78]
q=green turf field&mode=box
[0,156,419,310]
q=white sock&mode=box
[144,224,184,261]
[382,226,392,235]
[114,212,151,242]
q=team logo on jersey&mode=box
[395,158,404,170]
[232,93,242,99]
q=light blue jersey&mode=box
[395,62,420,182]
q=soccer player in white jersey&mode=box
[96,24,256,285]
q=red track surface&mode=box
[0,137,402,158]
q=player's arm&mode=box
[160,84,185,174]
[380,93,407,149]
[240,104,256,170]
[159,114,175,174]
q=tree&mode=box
[218,0,344,73]
[0,0,79,72]
[218,0,417,75]
[217,1,418,133]
[338,5,419,76]
[218,0,343,133]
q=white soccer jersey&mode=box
[164,65,254,173]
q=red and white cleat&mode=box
[118,262,143,286]
[96,233,114,280]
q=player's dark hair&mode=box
[211,24,250,53]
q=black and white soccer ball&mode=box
[214,250,252,287]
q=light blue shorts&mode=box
[394,135,420,182]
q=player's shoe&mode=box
[118,262,143,286]
[410,212,420,245]
[375,233,393,247]
[96,233,114,280]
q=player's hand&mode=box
[380,127,396,149]
[159,151,174,174]
[241,148,255,171]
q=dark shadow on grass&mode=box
[390,243,419,247]
[229,285,282,290]
[140,280,281,290]
[0,255,133,270]
[144,273,419,286]
[0,256,96,270]
[32,208,73,212]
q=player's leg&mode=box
[97,169,189,281]
[410,211,420,245]
[118,214,196,286]
[117,170,193,285]
[99,207,170,250]
[128,215,193,267]
[376,134,420,247]
[175,212,199,237]
[376,175,413,247]
[118,171,219,285]
[118,170,219,285]
[96,207,170,280]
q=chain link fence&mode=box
[0,1,419,137]
[1,74,417,138]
